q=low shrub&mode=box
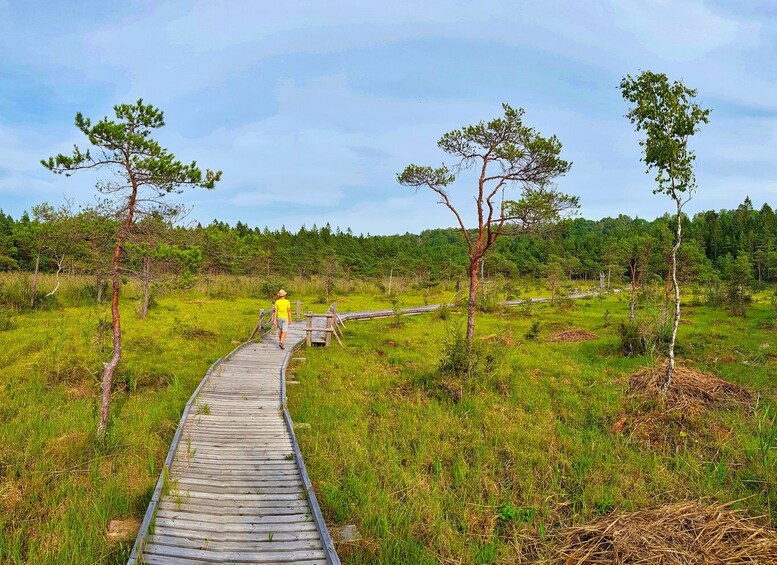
[438,326,504,384]
[434,302,450,321]
[617,313,671,357]
[524,320,540,340]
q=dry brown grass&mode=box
[550,329,598,343]
[630,364,754,413]
[106,518,140,542]
[552,501,777,564]
[615,364,755,450]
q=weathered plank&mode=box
[142,545,327,563]
[131,323,340,565]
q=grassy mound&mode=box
[615,364,755,451]
[553,501,777,564]
[630,364,753,412]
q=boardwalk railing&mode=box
[280,342,339,563]
[304,303,344,347]
[248,300,303,341]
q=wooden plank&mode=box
[151,524,319,542]
[171,491,303,502]
[157,501,310,516]
[153,517,316,533]
[142,545,327,564]
[141,556,327,565]
[134,319,341,565]
[171,483,304,496]
[155,510,314,525]
[148,534,323,553]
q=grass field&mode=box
[0,273,460,564]
[1,272,774,563]
[287,293,777,563]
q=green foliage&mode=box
[477,291,502,314]
[288,295,777,563]
[438,328,472,380]
[434,302,450,321]
[617,313,672,357]
[620,71,710,198]
[398,103,577,338]
[0,311,15,331]
[42,100,221,193]
[0,255,19,271]
[756,404,777,468]
[2,196,777,293]
[390,295,404,328]
[258,279,288,301]
[438,325,504,383]
[725,253,753,317]
[497,503,537,523]
[524,320,540,340]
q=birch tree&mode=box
[620,71,710,388]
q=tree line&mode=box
[1,196,773,288]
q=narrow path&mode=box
[130,292,616,563]
[130,323,338,564]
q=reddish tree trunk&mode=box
[98,240,123,437]
[467,260,478,340]
[141,255,150,319]
[97,178,138,438]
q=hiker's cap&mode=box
[278,289,287,297]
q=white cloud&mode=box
[1,0,777,232]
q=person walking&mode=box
[272,289,292,349]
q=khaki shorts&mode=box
[277,318,289,332]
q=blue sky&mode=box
[1,1,775,234]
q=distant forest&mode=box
[1,197,776,287]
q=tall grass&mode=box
[288,294,777,563]
[0,275,461,563]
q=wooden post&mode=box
[325,313,333,347]
[296,300,301,322]
[305,313,312,347]
[330,313,344,347]
[249,308,265,341]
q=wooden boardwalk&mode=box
[129,323,338,564]
[130,293,618,564]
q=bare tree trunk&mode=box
[467,260,478,340]
[607,267,611,289]
[664,199,683,391]
[30,243,42,308]
[96,272,103,304]
[45,255,64,297]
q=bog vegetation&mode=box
[1,75,777,563]
[287,290,777,563]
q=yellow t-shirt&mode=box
[274,298,291,320]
